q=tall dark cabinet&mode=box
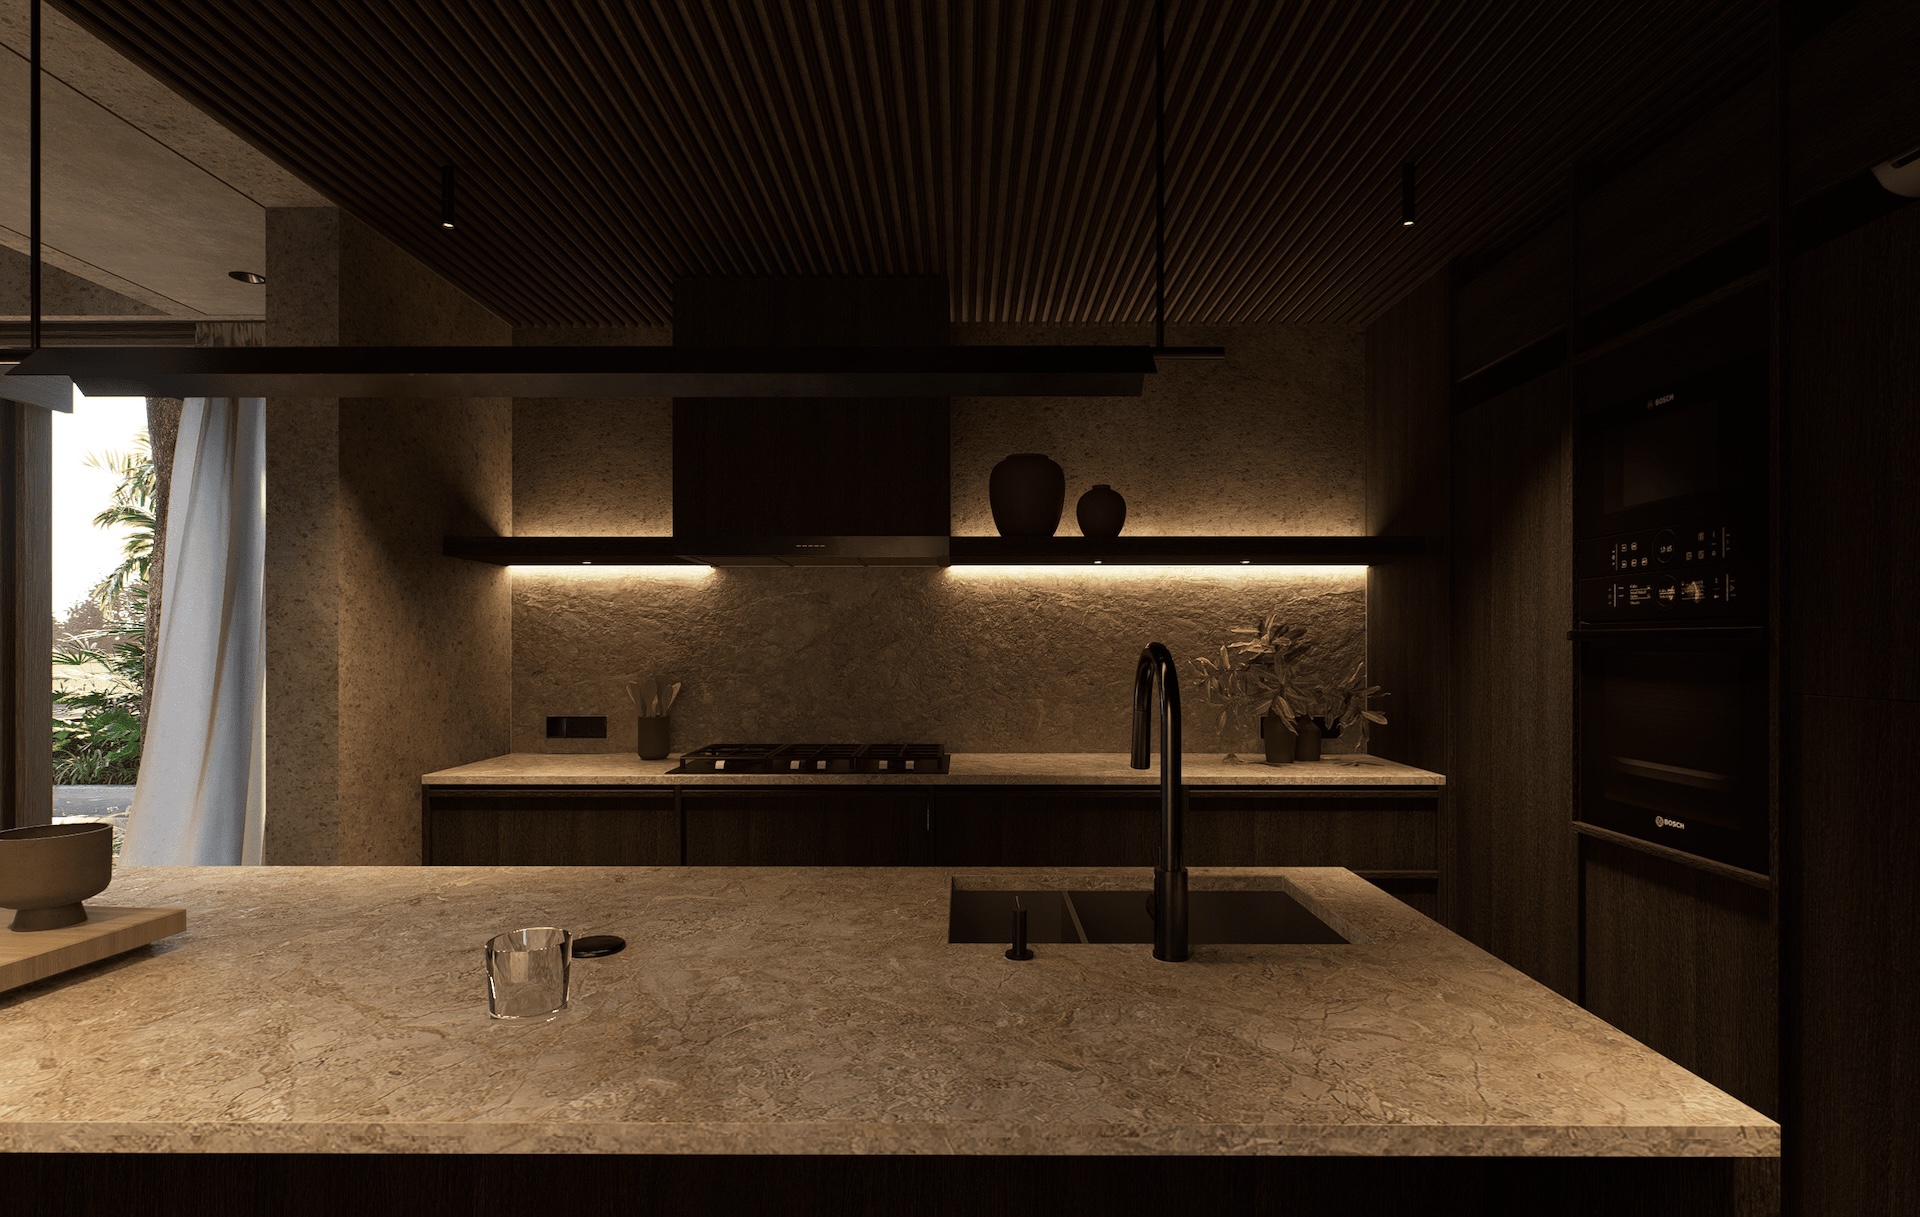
[1365,2,1919,1211]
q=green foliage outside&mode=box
[51,438,154,786]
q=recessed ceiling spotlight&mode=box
[441,164,457,230]
[1401,162,1418,227]
[228,270,266,284]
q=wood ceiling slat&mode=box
[47,0,1770,328]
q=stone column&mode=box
[261,208,512,864]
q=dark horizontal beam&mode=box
[445,534,1433,567]
[7,345,1156,399]
[948,536,1432,564]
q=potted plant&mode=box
[1192,612,1315,763]
[1289,660,1388,761]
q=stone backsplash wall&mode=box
[514,567,1366,756]
[510,321,1370,755]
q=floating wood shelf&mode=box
[444,535,1433,567]
[947,536,1429,564]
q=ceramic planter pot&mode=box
[0,823,113,931]
[1292,717,1325,762]
[1075,483,1127,538]
[636,716,672,761]
[1258,714,1296,764]
[989,454,1066,537]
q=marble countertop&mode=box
[422,752,1445,787]
[0,865,1771,1158]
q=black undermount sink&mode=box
[947,887,1346,946]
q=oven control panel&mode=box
[1577,521,1759,622]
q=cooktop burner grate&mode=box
[671,743,950,774]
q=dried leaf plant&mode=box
[1192,612,1387,760]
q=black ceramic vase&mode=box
[1293,717,1325,762]
[1258,714,1295,765]
[1075,484,1127,538]
[989,454,1066,537]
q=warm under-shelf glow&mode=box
[945,564,1367,581]
[511,564,713,579]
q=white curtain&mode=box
[122,397,267,866]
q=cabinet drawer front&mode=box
[683,794,931,865]
[427,807,679,865]
[1188,801,1437,870]
[423,789,679,865]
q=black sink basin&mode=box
[948,887,1345,946]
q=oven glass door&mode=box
[1578,642,1768,873]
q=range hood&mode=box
[662,277,956,565]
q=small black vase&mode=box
[989,454,1066,537]
[1258,714,1294,765]
[1293,717,1325,762]
[1075,484,1127,538]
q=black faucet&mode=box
[1131,642,1188,962]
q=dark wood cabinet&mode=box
[928,790,1161,866]
[422,788,680,866]
[1449,368,1580,999]
[683,791,933,865]
[1187,792,1437,871]
[422,783,1442,917]
[1579,836,1777,1114]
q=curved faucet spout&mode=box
[1131,642,1188,962]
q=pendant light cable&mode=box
[29,0,42,351]
[1154,0,1166,351]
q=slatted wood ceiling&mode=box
[53,0,1768,328]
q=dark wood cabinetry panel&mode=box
[1785,695,1919,1217]
[1788,0,1920,201]
[423,789,679,865]
[1364,272,1452,781]
[1449,369,1578,998]
[930,790,1161,867]
[1454,218,1569,379]
[1786,200,1919,703]
[1187,793,1437,872]
[1580,835,1778,1115]
[1783,188,1920,1217]
[684,791,933,865]
[1575,78,1770,316]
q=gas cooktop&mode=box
[670,743,950,775]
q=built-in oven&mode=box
[1572,354,1769,874]
[1576,634,1769,873]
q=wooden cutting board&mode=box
[0,906,187,994]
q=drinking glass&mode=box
[485,927,572,1020]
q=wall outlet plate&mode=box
[546,715,608,739]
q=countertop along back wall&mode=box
[510,324,1368,756]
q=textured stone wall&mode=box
[264,209,512,864]
[509,322,1371,756]
[514,566,1366,756]
[953,324,1366,536]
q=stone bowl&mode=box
[0,823,114,932]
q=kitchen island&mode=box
[0,865,1774,1215]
